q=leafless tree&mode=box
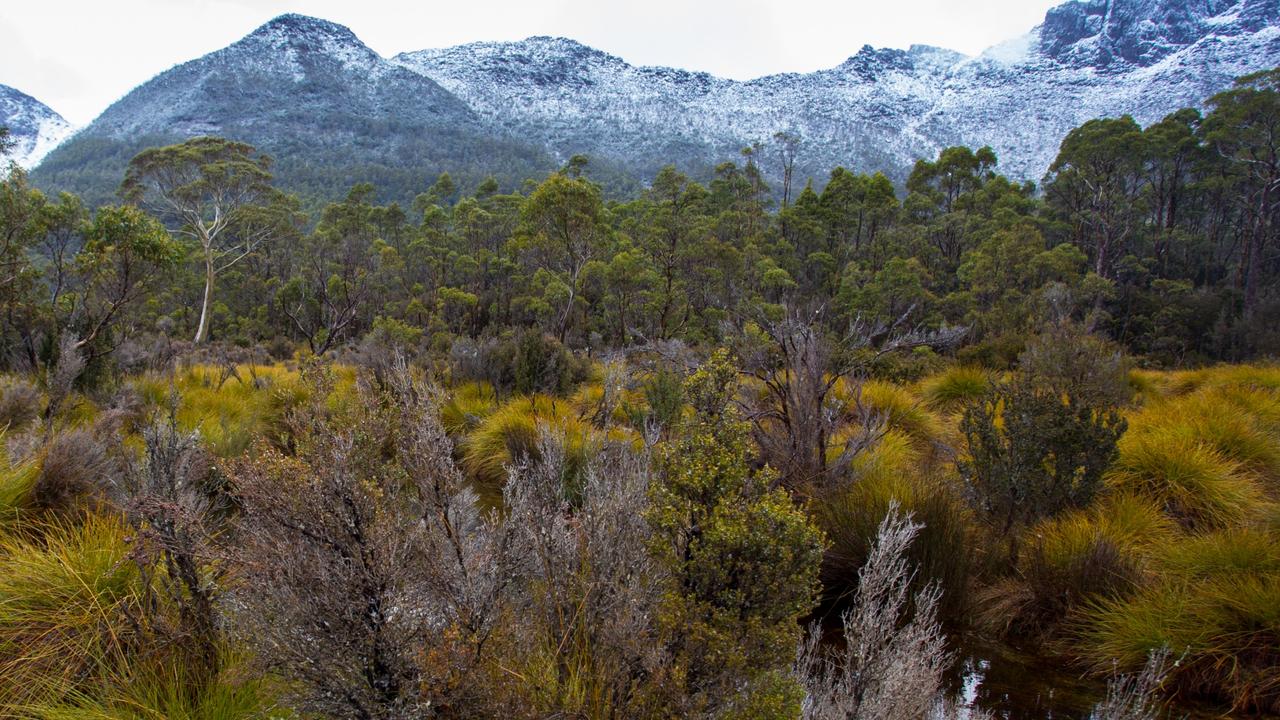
[739,304,964,492]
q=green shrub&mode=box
[647,351,822,716]
[961,378,1127,556]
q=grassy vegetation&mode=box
[131,364,313,457]
[0,456,40,529]
[1,359,1277,717]
[1079,365,1280,714]
[1079,528,1280,713]
[460,394,596,502]
[918,366,990,413]
[0,514,146,709]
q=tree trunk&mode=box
[194,249,214,344]
[1242,182,1272,318]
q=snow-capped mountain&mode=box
[1,84,74,169]
[32,0,1280,204]
[394,0,1280,184]
[33,15,550,206]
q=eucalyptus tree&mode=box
[519,172,608,342]
[1202,69,1280,316]
[1045,118,1149,280]
[122,136,280,343]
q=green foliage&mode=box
[647,350,823,716]
[452,332,590,398]
[514,330,580,396]
[639,367,684,432]
[961,327,1128,552]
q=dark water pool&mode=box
[956,642,1105,719]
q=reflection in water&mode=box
[952,644,1104,720]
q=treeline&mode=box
[3,70,1280,375]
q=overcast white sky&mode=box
[1,0,1061,125]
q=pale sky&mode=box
[1,0,1061,125]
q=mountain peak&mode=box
[244,14,367,51]
[0,83,74,168]
[228,13,384,78]
[28,0,1280,203]
[520,35,596,50]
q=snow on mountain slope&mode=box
[82,14,472,139]
[34,14,552,206]
[0,84,74,169]
[31,0,1280,204]
[394,0,1280,182]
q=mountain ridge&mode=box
[26,0,1280,203]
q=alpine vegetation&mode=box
[2,3,1280,717]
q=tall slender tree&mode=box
[121,136,279,343]
[1202,69,1280,316]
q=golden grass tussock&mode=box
[461,395,593,498]
[0,513,145,708]
[0,511,278,718]
[1033,493,1177,570]
[440,381,498,436]
[21,658,277,720]
[132,364,311,457]
[918,366,990,412]
[825,427,920,485]
[1089,492,1180,551]
[1156,389,1280,480]
[1126,369,1171,402]
[1078,527,1280,714]
[568,382,647,428]
[975,494,1176,639]
[1109,368,1280,527]
[0,456,39,530]
[1106,430,1265,530]
[1158,363,1280,398]
[970,363,1280,709]
[833,378,944,446]
[811,445,974,621]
